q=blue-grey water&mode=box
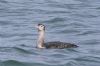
[0,0,100,66]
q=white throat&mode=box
[37,30,45,48]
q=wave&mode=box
[1,60,54,66]
[0,46,37,55]
[1,60,26,66]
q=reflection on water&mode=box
[0,0,100,66]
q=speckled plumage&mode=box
[44,41,78,49]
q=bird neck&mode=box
[37,30,45,48]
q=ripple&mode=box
[82,39,100,45]
[0,45,38,55]
[49,53,66,58]
[1,60,49,66]
[0,33,34,38]
[74,56,100,64]
[78,30,100,35]
[0,21,13,26]
[68,22,90,28]
[2,60,26,66]
[12,47,32,54]
[46,17,65,23]
[0,0,8,3]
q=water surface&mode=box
[0,0,100,66]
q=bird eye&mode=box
[41,25,43,27]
